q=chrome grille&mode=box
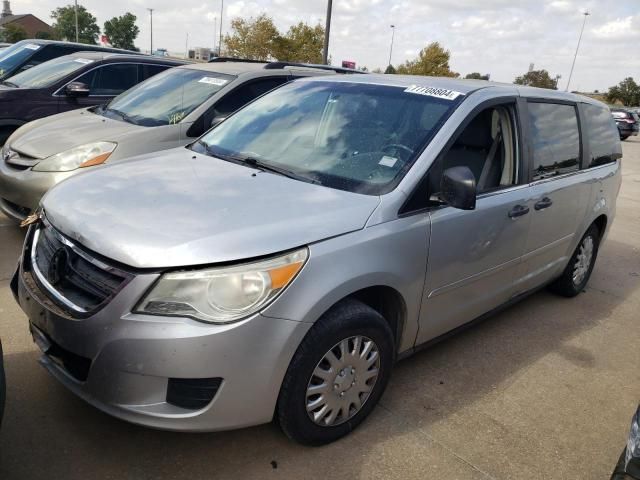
[29,221,132,315]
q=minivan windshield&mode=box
[5,55,93,88]
[194,80,461,195]
[99,68,235,127]
[0,41,41,79]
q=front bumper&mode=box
[12,249,310,431]
[0,158,74,220]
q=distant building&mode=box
[0,1,54,38]
[191,47,211,62]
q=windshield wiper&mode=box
[105,107,137,125]
[1,80,17,88]
[233,154,321,185]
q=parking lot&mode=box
[0,138,637,479]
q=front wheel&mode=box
[549,224,600,297]
[277,299,395,445]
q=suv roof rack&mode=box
[208,57,266,64]
[264,61,365,74]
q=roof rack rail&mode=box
[263,61,365,74]
[208,57,266,64]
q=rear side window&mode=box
[527,102,580,180]
[582,104,621,168]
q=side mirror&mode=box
[210,115,227,128]
[65,82,90,97]
[440,166,477,210]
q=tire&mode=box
[277,299,395,446]
[549,224,600,297]
[620,135,629,141]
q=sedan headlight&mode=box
[32,142,116,172]
[136,248,308,323]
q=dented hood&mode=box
[42,148,380,268]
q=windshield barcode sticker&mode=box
[74,58,94,64]
[404,85,463,100]
[24,44,41,50]
[379,156,398,167]
[198,77,228,86]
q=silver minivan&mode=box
[12,75,621,445]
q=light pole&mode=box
[322,0,333,65]
[219,0,224,57]
[213,17,217,56]
[565,11,590,92]
[387,24,395,69]
[147,8,154,54]
[74,0,78,42]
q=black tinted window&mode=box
[528,102,580,180]
[78,63,139,96]
[140,64,169,80]
[213,77,289,116]
[583,104,621,167]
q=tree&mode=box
[384,64,396,74]
[465,72,490,80]
[606,78,640,106]
[395,42,459,77]
[51,4,99,44]
[223,14,280,60]
[1,24,27,43]
[35,30,55,40]
[104,13,139,50]
[274,22,324,63]
[513,69,557,89]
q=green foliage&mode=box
[35,30,55,40]
[384,64,396,74]
[104,13,139,50]
[606,78,640,106]
[223,14,280,61]
[465,72,490,80]
[395,42,459,77]
[1,23,27,43]
[513,69,557,89]
[275,22,324,63]
[51,4,99,44]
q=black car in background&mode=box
[611,108,640,141]
[0,39,137,81]
[0,52,186,142]
[611,406,640,479]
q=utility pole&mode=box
[322,0,332,65]
[214,17,217,55]
[74,0,79,42]
[565,11,590,92]
[147,8,154,54]
[219,0,224,57]
[387,25,395,68]
[185,32,189,59]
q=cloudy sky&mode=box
[15,0,640,91]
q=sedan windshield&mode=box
[0,41,41,79]
[5,55,94,88]
[99,68,234,127]
[194,80,461,195]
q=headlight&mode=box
[135,248,308,323]
[626,408,640,470]
[32,142,116,172]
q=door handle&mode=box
[508,204,530,218]
[534,197,553,210]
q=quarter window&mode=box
[582,104,621,167]
[527,102,580,180]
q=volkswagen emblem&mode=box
[48,248,68,286]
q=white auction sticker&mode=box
[24,44,41,50]
[74,58,94,64]
[379,155,398,167]
[198,77,228,86]
[404,84,463,100]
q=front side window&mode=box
[194,80,461,195]
[98,68,235,127]
[528,102,580,180]
[583,104,621,167]
[6,55,94,89]
[76,63,139,96]
[212,77,289,117]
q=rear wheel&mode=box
[549,224,600,297]
[277,299,394,445]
